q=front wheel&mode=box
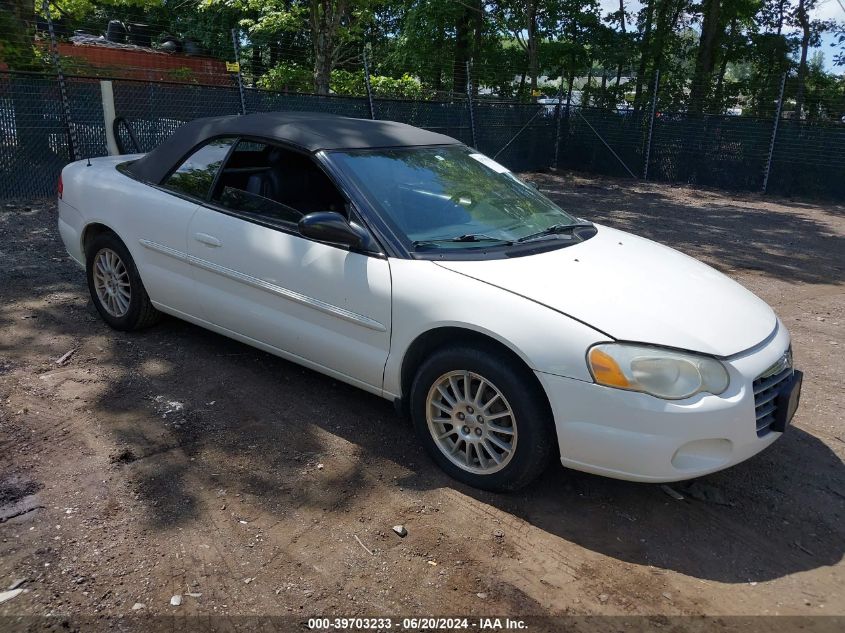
[410,346,555,492]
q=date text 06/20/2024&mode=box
[307,617,528,630]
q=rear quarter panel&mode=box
[58,155,199,310]
[59,156,141,265]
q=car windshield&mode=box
[330,146,583,250]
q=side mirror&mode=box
[298,211,374,251]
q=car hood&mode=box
[434,225,776,357]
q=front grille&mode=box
[753,367,793,436]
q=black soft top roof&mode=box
[126,111,461,183]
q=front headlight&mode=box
[587,343,729,400]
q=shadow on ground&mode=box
[529,172,845,286]
[1,192,842,595]
[83,315,845,585]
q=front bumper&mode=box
[536,322,793,482]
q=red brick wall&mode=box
[56,43,233,86]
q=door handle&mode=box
[194,233,221,247]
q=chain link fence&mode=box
[3,0,845,201]
[1,70,843,201]
[0,72,72,199]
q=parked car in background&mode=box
[57,112,802,491]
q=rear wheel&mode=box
[410,346,555,492]
[86,232,161,331]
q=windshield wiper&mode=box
[412,233,514,248]
[516,222,596,244]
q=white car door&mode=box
[132,137,238,315]
[124,183,198,314]
[185,141,392,393]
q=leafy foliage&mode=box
[1,0,842,119]
[257,62,428,99]
[256,62,313,93]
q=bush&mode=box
[258,63,429,99]
[363,72,430,100]
[329,69,430,99]
[256,63,312,92]
[330,69,430,99]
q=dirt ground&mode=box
[0,171,843,631]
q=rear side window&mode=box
[162,137,236,199]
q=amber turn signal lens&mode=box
[588,348,631,388]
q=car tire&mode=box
[410,345,555,492]
[86,232,161,331]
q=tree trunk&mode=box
[795,0,811,118]
[527,0,539,94]
[3,0,39,70]
[689,0,723,114]
[313,33,332,95]
[615,0,627,88]
[251,46,262,86]
[713,18,735,112]
[431,15,445,93]
[633,0,656,110]
[452,6,473,95]
[472,0,483,96]
[714,53,730,111]
[310,0,346,95]
[644,0,684,109]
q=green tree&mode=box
[632,0,690,110]
[789,0,836,117]
[199,0,374,94]
[1,0,42,70]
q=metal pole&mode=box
[553,72,564,169]
[564,75,573,130]
[231,28,247,115]
[762,72,787,194]
[42,0,79,161]
[642,69,659,180]
[465,60,477,148]
[362,49,376,120]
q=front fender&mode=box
[384,259,608,398]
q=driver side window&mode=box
[211,140,346,229]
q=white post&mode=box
[100,80,119,156]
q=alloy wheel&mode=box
[425,370,518,474]
[92,248,131,317]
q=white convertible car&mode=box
[57,112,802,491]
